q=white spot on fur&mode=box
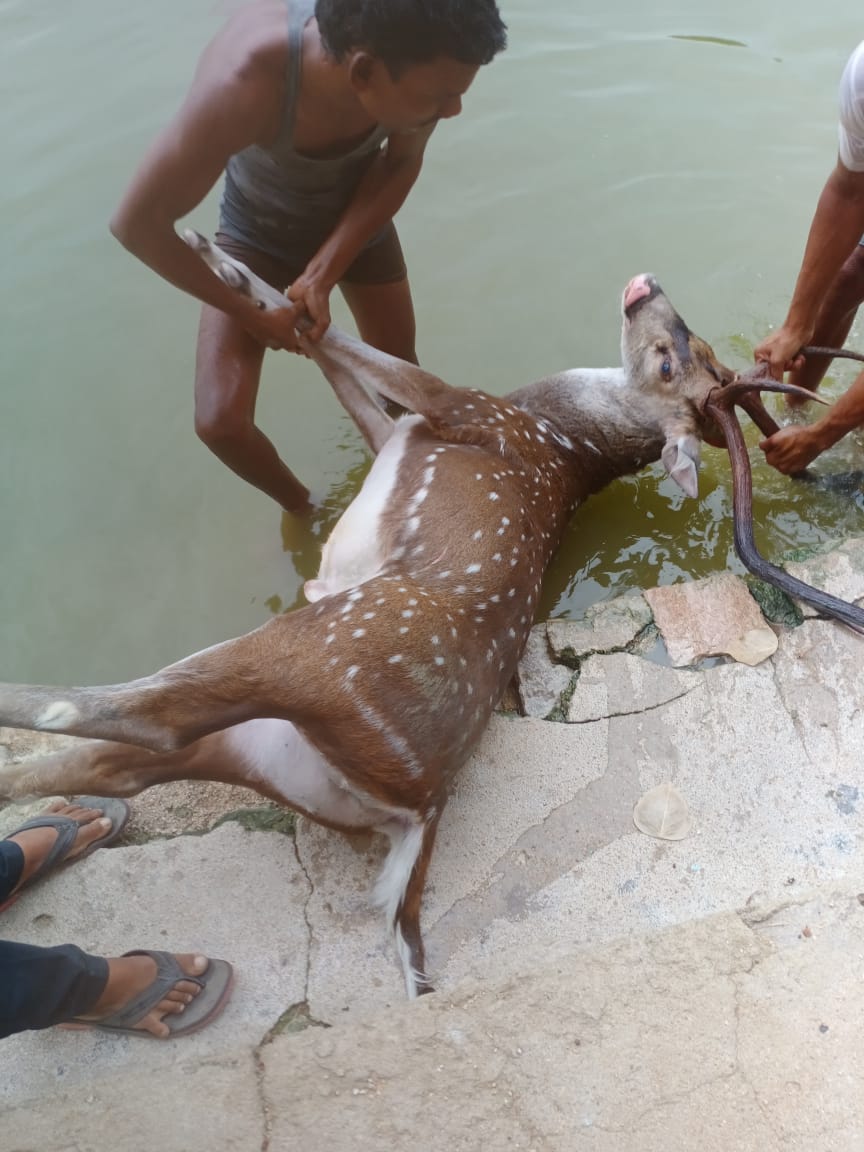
[388,654,403,664]
[36,700,79,730]
[466,563,481,574]
[352,629,366,639]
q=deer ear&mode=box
[661,435,701,498]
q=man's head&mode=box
[316,0,507,130]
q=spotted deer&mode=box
[2,238,860,998]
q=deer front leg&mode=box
[184,231,463,442]
[183,230,395,454]
[0,618,307,753]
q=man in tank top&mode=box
[756,40,864,474]
[112,0,507,513]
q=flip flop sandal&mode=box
[0,796,130,912]
[69,950,234,1038]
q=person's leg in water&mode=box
[193,234,318,514]
[339,220,417,366]
[193,224,414,516]
[194,305,312,514]
[787,243,864,407]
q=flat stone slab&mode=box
[514,624,573,717]
[547,592,653,659]
[645,572,778,666]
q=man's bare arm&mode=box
[288,125,434,339]
[755,162,864,376]
[111,12,300,346]
[760,366,864,473]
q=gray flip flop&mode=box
[0,796,131,905]
[73,950,234,1038]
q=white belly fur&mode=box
[309,414,423,599]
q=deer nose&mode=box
[623,274,655,313]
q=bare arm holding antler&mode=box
[184,231,459,451]
[759,365,864,474]
[755,42,864,380]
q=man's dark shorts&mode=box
[214,222,407,294]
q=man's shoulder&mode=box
[838,41,864,173]
[206,0,289,82]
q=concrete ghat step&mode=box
[4,888,864,1152]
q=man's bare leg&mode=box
[340,276,419,364]
[787,246,864,406]
[194,304,311,513]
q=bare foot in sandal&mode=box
[68,950,234,1038]
[79,953,211,1037]
[1,797,129,913]
[3,802,120,897]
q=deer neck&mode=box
[507,368,668,503]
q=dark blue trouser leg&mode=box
[0,843,108,1039]
[0,841,25,903]
[0,941,109,1038]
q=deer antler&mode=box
[703,373,864,633]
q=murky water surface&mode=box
[2,0,863,682]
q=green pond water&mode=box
[2,0,863,683]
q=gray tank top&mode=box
[219,0,388,263]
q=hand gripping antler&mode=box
[703,371,864,632]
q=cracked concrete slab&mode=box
[516,625,574,718]
[1,1057,264,1152]
[771,617,864,778]
[436,654,862,991]
[258,891,864,1152]
[298,715,609,1020]
[785,536,864,618]
[1,572,863,1147]
[0,822,309,1104]
[547,592,654,660]
[566,651,699,722]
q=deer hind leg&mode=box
[374,805,443,998]
[0,718,384,835]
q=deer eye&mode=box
[661,358,672,380]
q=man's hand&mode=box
[241,301,306,351]
[753,325,811,381]
[286,268,336,343]
[758,424,824,474]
